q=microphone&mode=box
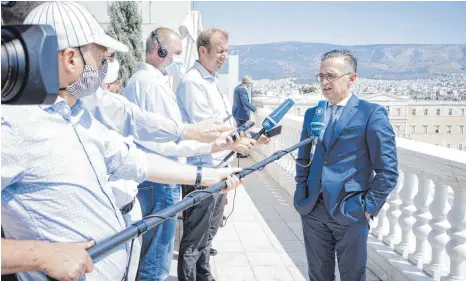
[261,98,295,133]
[216,98,295,167]
[309,100,327,162]
[229,120,255,141]
[85,137,312,262]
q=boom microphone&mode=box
[86,137,313,261]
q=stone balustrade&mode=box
[250,109,466,281]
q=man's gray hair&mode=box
[321,50,357,73]
[145,27,181,55]
[196,28,229,56]
[145,33,158,55]
[242,75,252,85]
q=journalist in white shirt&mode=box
[123,27,251,281]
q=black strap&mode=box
[121,238,135,281]
[194,166,202,189]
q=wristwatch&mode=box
[195,166,202,189]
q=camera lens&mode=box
[1,25,58,105]
[1,28,27,103]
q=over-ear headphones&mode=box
[152,30,168,58]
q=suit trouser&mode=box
[177,184,227,281]
[301,196,369,281]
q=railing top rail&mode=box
[252,111,466,184]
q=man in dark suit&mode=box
[232,76,257,126]
[294,50,398,281]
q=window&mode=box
[436,108,440,116]
[449,108,453,116]
[447,125,452,134]
[424,109,428,116]
[459,144,463,150]
[396,108,401,116]
[447,144,451,148]
[423,125,428,133]
[395,125,401,134]
[410,125,416,134]
[412,108,416,116]
[434,125,440,133]
[462,108,465,116]
[459,125,464,134]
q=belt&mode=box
[120,198,135,215]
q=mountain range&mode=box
[228,42,466,82]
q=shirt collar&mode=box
[328,92,352,108]
[40,95,84,120]
[193,60,219,80]
[39,95,67,110]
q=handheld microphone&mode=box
[261,98,295,132]
[229,120,255,141]
[216,98,295,167]
[309,100,327,162]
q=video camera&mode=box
[1,2,59,105]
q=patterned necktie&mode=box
[323,104,339,148]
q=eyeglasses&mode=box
[316,72,352,83]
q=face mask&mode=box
[103,59,120,84]
[60,48,108,99]
[164,56,185,77]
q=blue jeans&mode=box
[137,181,180,281]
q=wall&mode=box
[81,1,192,40]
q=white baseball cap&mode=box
[23,1,128,52]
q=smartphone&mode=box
[229,120,255,141]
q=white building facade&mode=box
[254,93,466,150]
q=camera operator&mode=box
[1,2,243,281]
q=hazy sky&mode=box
[193,1,466,46]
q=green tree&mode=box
[106,1,143,87]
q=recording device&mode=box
[229,120,255,141]
[86,137,313,261]
[265,125,282,138]
[250,125,282,139]
[215,98,295,167]
[1,24,59,105]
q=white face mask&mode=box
[164,56,185,77]
[103,59,120,84]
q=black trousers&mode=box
[177,185,227,281]
[301,196,369,281]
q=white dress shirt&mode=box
[124,63,213,159]
[177,61,236,167]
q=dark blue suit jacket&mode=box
[294,94,398,225]
[232,85,256,121]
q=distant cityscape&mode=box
[251,73,466,101]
